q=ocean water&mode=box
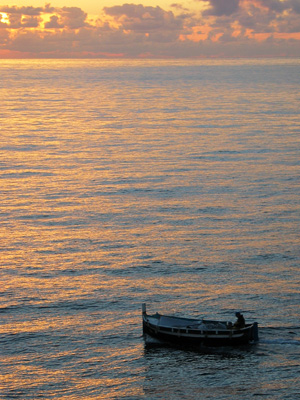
[0,59,299,399]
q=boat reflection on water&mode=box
[142,304,259,348]
[142,336,260,400]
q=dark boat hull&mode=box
[142,307,258,347]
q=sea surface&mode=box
[0,59,299,399]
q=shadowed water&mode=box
[0,59,299,399]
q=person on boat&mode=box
[233,312,245,329]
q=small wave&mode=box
[260,338,300,345]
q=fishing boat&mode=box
[142,304,258,347]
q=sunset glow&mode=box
[0,11,8,23]
[0,0,299,58]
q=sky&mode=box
[0,0,300,58]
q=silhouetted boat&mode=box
[142,304,258,347]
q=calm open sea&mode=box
[0,59,299,399]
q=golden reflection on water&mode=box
[0,59,299,399]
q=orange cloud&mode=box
[179,25,211,42]
[274,32,300,40]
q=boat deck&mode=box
[146,314,230,331]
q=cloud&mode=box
[235,0,300,34]
[58,7,89,29]
[44,15,64,29]
[255,0,286,12]
[0,4,88,29]
[0,12,42,29]
[103,4,183,32]
[0,1,299,58]
[289,0,300,13]
[203,0,240,16]
[0,4,54,16]
[170,3,190,12]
